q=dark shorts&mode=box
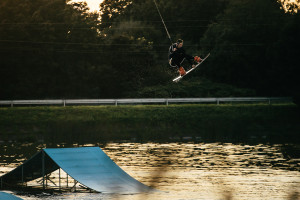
[169,57,185,68]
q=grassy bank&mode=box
[0,104,299,144]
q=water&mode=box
[1,142,300,199]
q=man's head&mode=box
[177,39,183,48]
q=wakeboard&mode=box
[173,53,210,82]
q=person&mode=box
[168,39,202,76]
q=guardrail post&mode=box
[268,98,271,105]
[11,101,13,108]
[63,99,66,107]
[115,100,118,106]
[217,99,219,105]
[166,99,169,106]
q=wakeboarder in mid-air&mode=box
[168,39,202,76]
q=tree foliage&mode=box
[200,0,300,97]
[0,0,299,99]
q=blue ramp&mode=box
[44,147,152,194]
[0,192,23,200]
[1,147,154,194]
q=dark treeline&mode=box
[0,0,299,100]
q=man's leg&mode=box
[173,58,186,76]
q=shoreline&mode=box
[0,104,299,144]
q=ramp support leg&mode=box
[59,168,61,190]
[21,165,24,184]
[42,151,45,190]
[71,180,78,192]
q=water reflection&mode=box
[1,142,300,199]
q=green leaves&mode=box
[200,0,300,96]
[0,0,299,99]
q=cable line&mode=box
[0,39,264,47]
[153,0,172,44]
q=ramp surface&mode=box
[1,147,153,194]
[44,147,152,194]
[0,192,23,200]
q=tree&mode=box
[0,0,103,99]
[100,0,229,57]
[199,0,299,96]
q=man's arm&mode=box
[169,44,177,59]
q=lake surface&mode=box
[1,142,300,199]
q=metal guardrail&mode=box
[0,97,293,107]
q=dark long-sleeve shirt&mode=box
[168,43,194,65]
